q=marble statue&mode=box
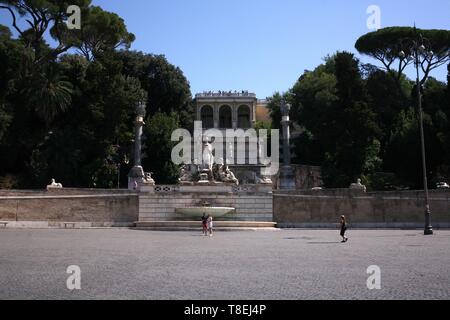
[202,140,214,172]
[144,172,155,185]
[218,164,239,185]
[179,164,198,184]
[47,178,63,190]
[256,174,273,185]
[350,178,367,192]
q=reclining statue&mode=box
[349,178,366,192]
[47,178,63,190]
[217,164,239,185]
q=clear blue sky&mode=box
[2,0,450,98]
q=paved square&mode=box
[1,229,449,300]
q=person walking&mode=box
[340,215,348,243]
[207,215,214,237]
[201,213,208,236]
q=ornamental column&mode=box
[128,101,155,190]
[232,104,238,129]
[278,101,295,190]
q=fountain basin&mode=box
[175,207,235,218]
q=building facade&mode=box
[194,91,270,129]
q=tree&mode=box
[0,24,22,143]
[0,0,91,64]
[23,63,73,124]
[266,92,286,130]
[365,69,412,158]
[116,51,193,127]
[382,78,448,188]
[289,61,337,166]
[74,6,135,61]
[289,52,381,188]
[355,27,450,85]
[142,112,181,184]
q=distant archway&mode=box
[238,105,251,129]
[219,105,232,128]
[201,105,214,128]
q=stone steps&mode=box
[134,220,278,231]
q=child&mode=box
[201,213,208,236]
[340,215,348,243]
[207,215,213,237]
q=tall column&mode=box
[232,104,238,129]
[128,102,155,190]
[279,101,295,190]
[251,101,257,128]
[196,104,201,122]
[214,104,219,129]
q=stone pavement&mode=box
[0,229,449,300]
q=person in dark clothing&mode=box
[201,213,208,236]
[340,215,348,243]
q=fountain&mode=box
[135,135,276,230]
[176,207,235,219]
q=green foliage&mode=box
[0,25,19,143]
[0,2,195,189]
[289,52,382,188]
[1,0,92,63]
[23,64,73,124]
[356,27,450,60]
[142,112,181,184]
[355,27,450,84]
[366,70,412,153]
[117,51,193,127]
[22,52,144,188]
[73,6,136,61]
[266,92,285,129]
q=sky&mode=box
[1,0,450,98]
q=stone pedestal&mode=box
[128,166,155,190]
[279,165,295,190]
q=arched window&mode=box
[201,105,214,128]
[219,105,232,128]
[238,105,251,129]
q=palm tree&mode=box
[25,65,73,123]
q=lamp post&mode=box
[399,36,433,235]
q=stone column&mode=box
[232,104,238,129]
[251,101,257,128]
[196,104,201,122]
[279,101,295,190]
[214,103,219,129]
[128,102,155,190]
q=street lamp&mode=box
[399,35,434,235]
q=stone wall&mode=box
[0,188,139,227]
[139,184,273,222]
[272,164,322,190]
[274,189,450,228]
